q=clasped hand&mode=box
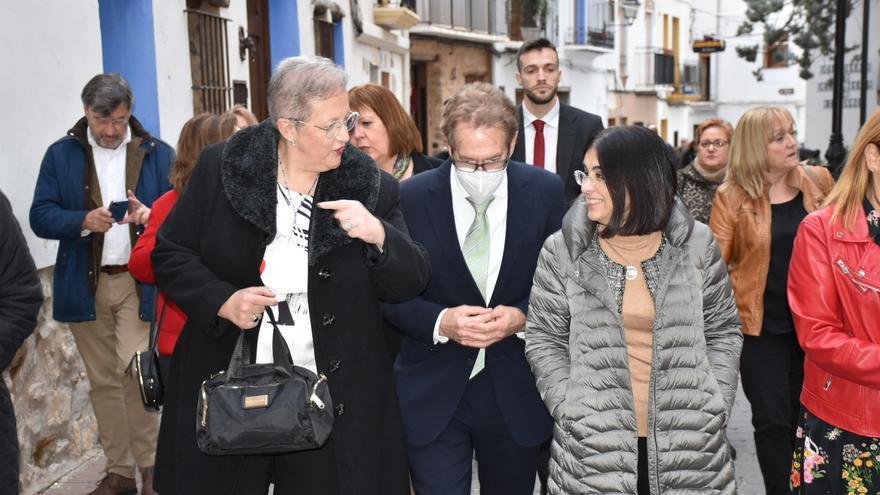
[439,305,525,348]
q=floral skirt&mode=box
[791,406,880,494]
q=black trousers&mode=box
[0,380,19,495]
[740,331,804,495]
[226,437,340,495]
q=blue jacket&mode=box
[30,117,173,322]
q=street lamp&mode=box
[621,0,641,26]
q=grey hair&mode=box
[441,82,518,150]
[267,56,348,123]
[81,73,134,115]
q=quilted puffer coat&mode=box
[526,200,743,494]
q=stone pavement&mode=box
[37,380,765,494]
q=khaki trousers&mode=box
[69,271,160,478]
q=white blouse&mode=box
[255,185,316,374]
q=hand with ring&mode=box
[318,200,386,249]
[217,286,277,329]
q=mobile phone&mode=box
[109,199,129,222]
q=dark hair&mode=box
[81,73,134,115]
[592,125,677,237]
[349,83,423,155]
[516,38,558,71]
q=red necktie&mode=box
[533,119,545,169]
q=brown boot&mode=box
[139,466,156,495]
[86,473,137,495]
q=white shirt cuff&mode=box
[80,229,91,237]
[433,308,450,344]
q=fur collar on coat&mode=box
[220,119,381,265]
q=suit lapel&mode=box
[556,106,576,184]
[512,106,526,162]
[489,165,532,306]
[425,163,485,303]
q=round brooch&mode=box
[625,265,638,280]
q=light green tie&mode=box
[463,196,493,379]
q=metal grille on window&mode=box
[186,9,232,114]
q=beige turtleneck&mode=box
[599,231,662,437]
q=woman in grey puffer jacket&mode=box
[526,126,743,494]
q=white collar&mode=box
[522,99,560,128]
[87,125,132,153]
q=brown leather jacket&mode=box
[709,165,834,336]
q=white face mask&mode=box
[455,168,506,205]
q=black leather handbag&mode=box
[128,297,166,411]
[196,307,333,455]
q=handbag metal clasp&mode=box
[200,380,209,428]
[309,374,328,409]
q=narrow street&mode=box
[40,379,765,494]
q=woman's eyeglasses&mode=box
[573,169,605,185]
[698,139,729,150]
[289,111,360,140]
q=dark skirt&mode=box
[790,406,880,494]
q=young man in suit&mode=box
[384,83,565,495]
[512,38,604,203]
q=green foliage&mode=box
[735,0,853,80]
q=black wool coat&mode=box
[0,189,42,495]
[152,121,430,495]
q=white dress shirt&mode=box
[87,126,132,265]
[432,170,509,343]
[522,100,560,173]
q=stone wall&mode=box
[4,267,98,495]
[410,37,493,154]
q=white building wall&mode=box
[0,0,103,269]
[803,0,880,152]
[153,0,194,150]
[690,0,805,134]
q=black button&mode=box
[329,359,341,373]
[322,313,335,327]
[334,403,345,416]
[317,268,332,280]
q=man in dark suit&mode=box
[384,83,565,495]
[512,38,604,203]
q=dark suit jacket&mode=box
[512,103,604,203]
[384,160,564,448]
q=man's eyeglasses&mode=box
[452,156,510,173]
[698,139,729,150]
[289,111,359,140]
[91,115,130,128]
[573,169,605,185]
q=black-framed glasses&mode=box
[452,156,510,173]
[698,139,729,149]
[289,111,359,140]
[573,169,605,185]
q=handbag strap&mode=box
[148,292,167,353]
[228,306,295,378]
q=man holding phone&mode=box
[30,74,173,495]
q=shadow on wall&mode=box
[4,267,98,495]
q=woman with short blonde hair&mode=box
[676,117,734,223]
[710,106,834,495]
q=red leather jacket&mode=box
[788,204,880,437]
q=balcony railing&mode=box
[564,0,614,49]
[634,47,674,91]
[415,0,506,35]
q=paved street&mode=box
[39,379,764,494]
